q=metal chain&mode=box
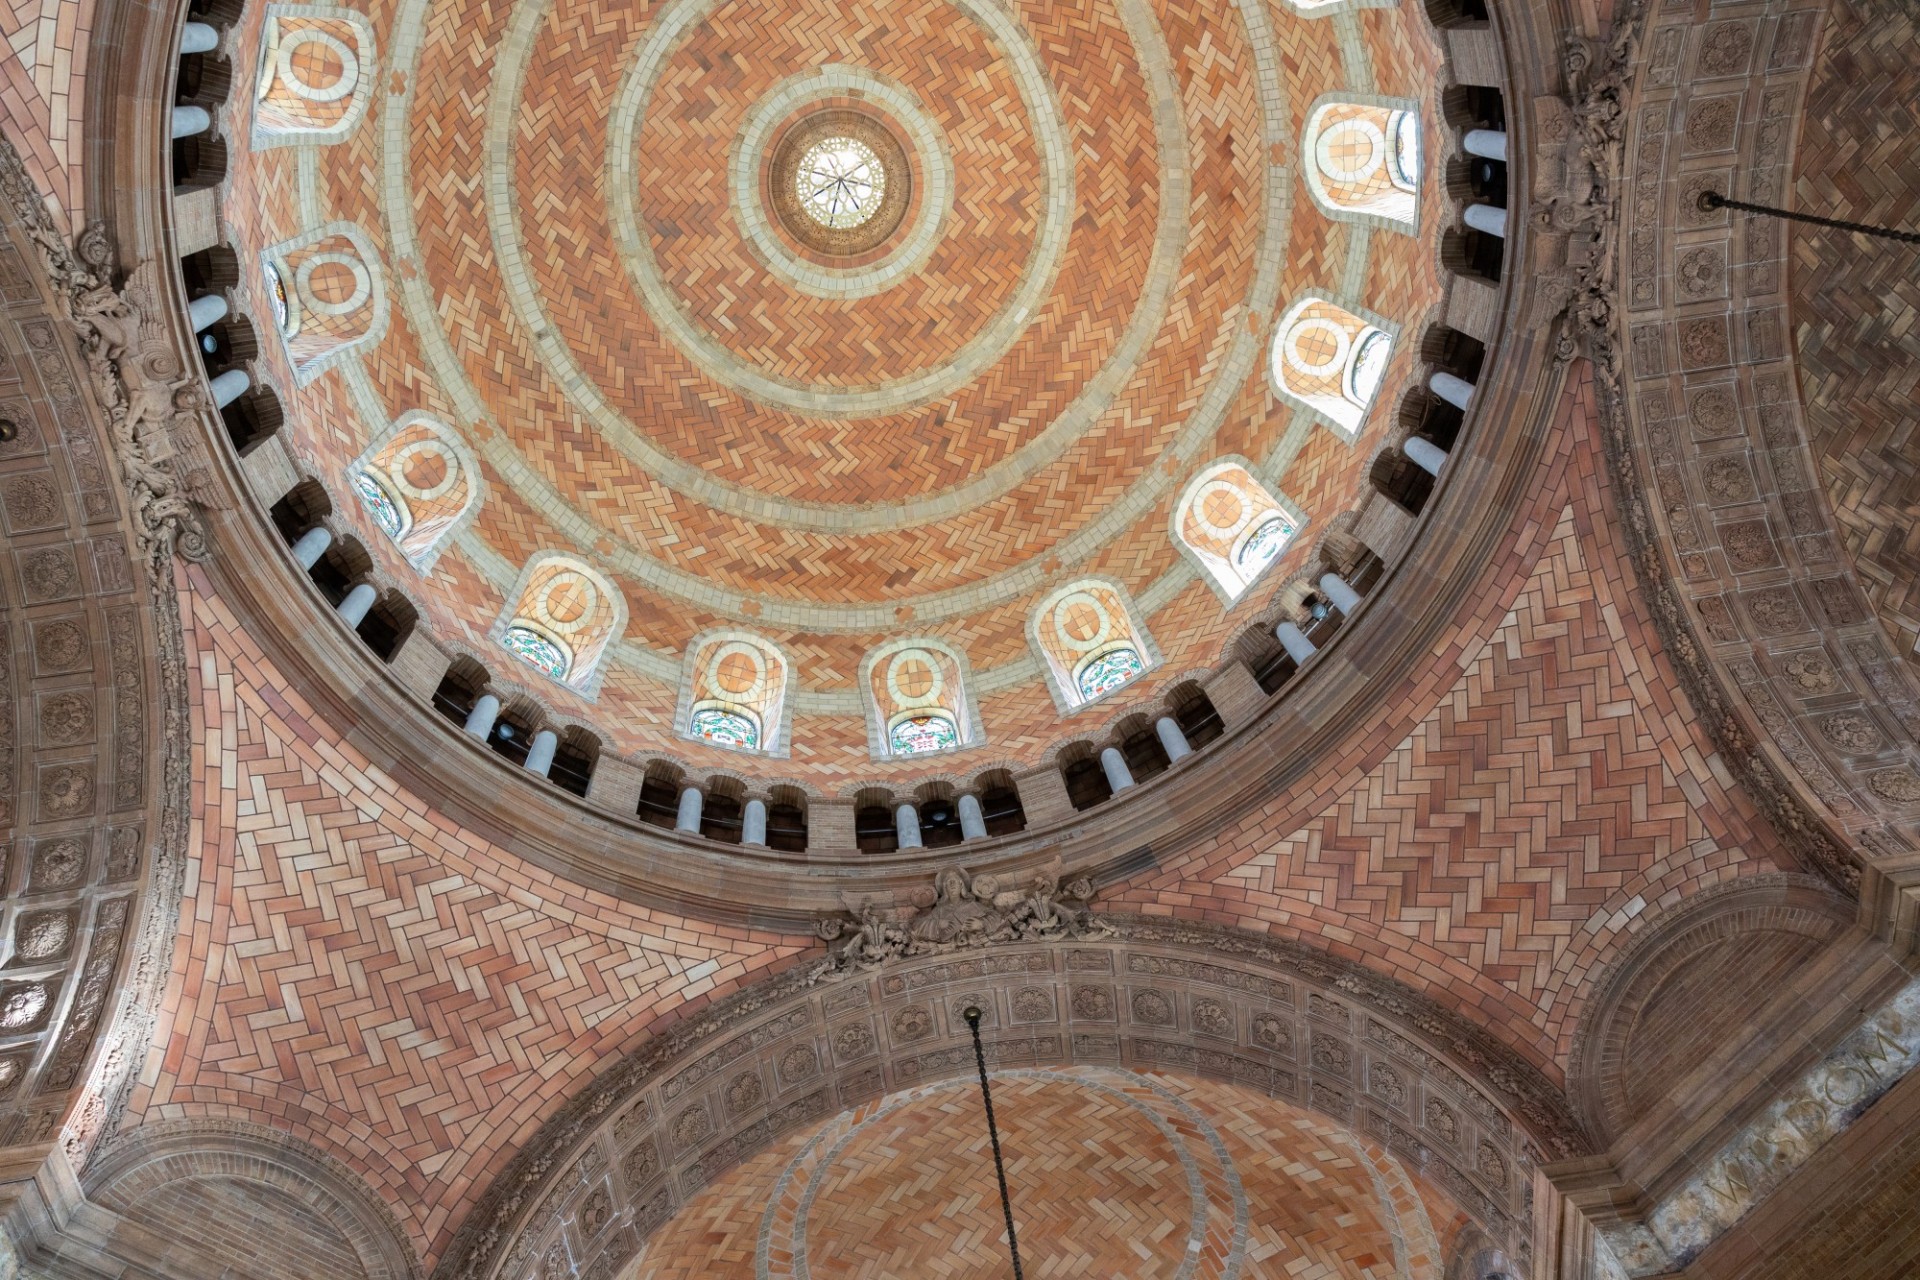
[1701,191,1920,245]
[964,1007,1026,1279]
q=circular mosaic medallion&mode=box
[767,109,912,257]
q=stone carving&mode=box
[0,982,51,1031]
[778,1045,817,1083]
[810,860,1110,980]
[1697,22,1754,77]
[831,1022,875,1060]
[1477,1140,1509,1190]
[32,619,87,673]
[1818,714,1882,755]
[1744,587,1805,636]
[1682,97,1737,152]
[1312,1036,1352,1075]
[0,140,216,572]
[612,1102,651,1149]
[1371,1062,1407,1109]
[891,1007,933,1042]
[21,546,78,602]
[1719,520,1776,572]
[1070,986,1113,1019]
[621,1139,659,1188]
[1428,1097,1460,1144]
[1782,651,1838,695]
[1251,1014,1291,1054]
[670,1105,712,1151]
[1192,997,1233,1040]
[13,910,74,963]
[1685,386,1737,439]
[29,837,87,891]
[38,764,94,819]
[1676,317,1728,369]
[1867,771,1920,805]
[1676,246,1724,300]
[724,1071,763,1114]
[37,691,92,745]
[1130,990,1174,1025]
[0,472,60,529]
[1699,457,1752,505]
[105,826,142,881]
[578,1188,611,1238]
[1010,986,1053,1022]
[1695,596,1738,643]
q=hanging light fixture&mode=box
[962,1006,1026,1279]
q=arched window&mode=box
[889,713,959,756]
[348,414,479,570]
[1028,580,1160,713]
[1172,461,1306,603]
[261,221,388,385]
[1076,647,1145,701]
[493,555,625,696]
[1270,297,1395,438]
[1301,100,1421,230]
[501,625,570,680]
[250,8,377,148]
[680,633,790,756]
[862,640,979,760]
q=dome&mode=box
[206,0,1466,823]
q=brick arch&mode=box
[433,920,1588,1280]
[1566,874,1853,1145]
[85,1117,423,1280]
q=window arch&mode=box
[492,555,625,696]
[1173,461,1306,603]
[250,7,378,148]
[1270,297,1395,438]
[348,414,479,570]
[1302,99,1421,230]
[261,221,388,385]
[861,640,981,760]
[678,632,790,756]
[1027,580,1160,713]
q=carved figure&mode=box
[807,863,1111,981]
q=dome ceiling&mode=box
[221,0,1449,782]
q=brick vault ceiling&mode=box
[220,0,1452,780]
[621,1068,1465,1279]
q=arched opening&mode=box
[1167,682,1225,752]
[975,769,1026,837]
[698,778,746,845]
[853,789,898,854]
[431,656,490,729]
[636,765,685,831]
[1059,744,1112,811]
[765,785,809,853]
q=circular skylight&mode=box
[795,136,887,230]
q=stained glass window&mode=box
[1236,515,1295,574]
[691,706,759,750]
[1348,328,1391,407]
[1387,111,1420,189]
[503,625,570,680]
[1076,647,1144,701]
[352,470,407,538]
[890,714,959,756]
[265,261,292,332]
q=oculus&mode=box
[766,108,912,258]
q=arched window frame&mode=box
[260,221,390,386]
[1299,94,1424,234]
[249,5,380,150]
[489,554,627,698]
[675,630,793,758]
[1269,293,1399,443]
[1170,459,1310,606]
[1026,578,1163,715]
[347,411,484,572]
[858,638,984,761]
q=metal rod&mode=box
[963,1006,1025,1279]
[1700,191,1920,245]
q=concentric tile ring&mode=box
[604,0,1074,417]
[730,68,954,301]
